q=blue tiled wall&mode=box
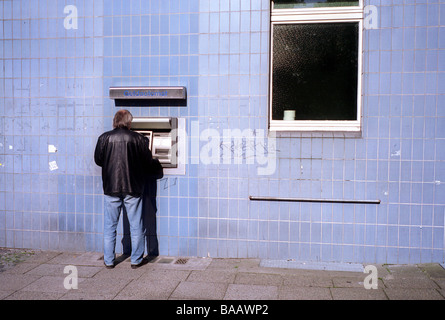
[0,0,106,252]
[0,0,444,265]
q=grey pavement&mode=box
[1,249,445,300]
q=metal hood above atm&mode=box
[109,86,187,100]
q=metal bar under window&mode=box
[249,196,380,205]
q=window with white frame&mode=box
[270,0,364,132]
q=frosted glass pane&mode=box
[272,23,359,121]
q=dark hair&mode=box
[113,109,133,129]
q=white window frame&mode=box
[269,1,364,133]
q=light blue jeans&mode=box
[104,194,145,266]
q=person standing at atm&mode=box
[94,109,153,269]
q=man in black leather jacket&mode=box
[94,109,152,269]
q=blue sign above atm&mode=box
[109,86,186,100]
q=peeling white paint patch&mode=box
[391,150,401,157]
[49,161,58,171]
[48,145,58,153]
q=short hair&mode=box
[113,109,133,129]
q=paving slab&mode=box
[235,272,283,286]
[332,276,367,288]
[418,264,445,279]
[114,279,180,300]
[60,277,131,300]
[60,291,116,300]
[386,264,427,278]
[187,270,236,284]
[170,281,228,300]
[92,264,147,281]
[4,290,65,300]
[0,273,41,291]
[224,284,278,300]
[24,251,62,264]
[384,288,444,300]
[261,259,364,272]
[330,288,388,300]
[21,275,85,294]
[2,262,41,275]
[137,269,191,282]
[0,248,36,272]
[282,274,333,288]
[278,286,332,300]
[331,275,385,289]
[433,279,445,289]
[382,276,440,289]
[0,291,14,299]
[46,252,104,267]
[26,263,102,278]
[374,264,392,278]
[207,258,261,272]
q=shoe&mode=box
[131,258,148,269]
[104,263,115,269]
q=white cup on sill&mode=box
[283,110,296,121]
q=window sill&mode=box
[269,120,362,138]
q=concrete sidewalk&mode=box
[1,250,445,300]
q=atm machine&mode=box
[109,86,185,171]
[131,117,178,168]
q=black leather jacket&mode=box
[94,127,152,197]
